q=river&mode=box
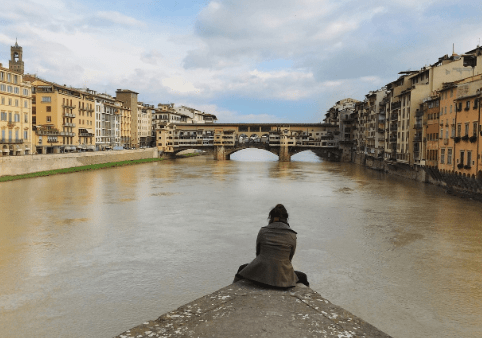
[1,149,481,338]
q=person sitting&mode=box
[233,204,309,288]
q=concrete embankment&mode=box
[0,148,158,177]
[115,280,391,338]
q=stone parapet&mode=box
[115,280,391,338]
[0,148,158,177]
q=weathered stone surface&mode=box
[114,280,392,338]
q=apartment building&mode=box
[0,62,32,156]
[451,75,482,176]
[138,103,153,147]
[25,76,96,153]
[422,96,440,167]
[116,89,139,148]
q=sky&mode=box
[0,0,481,123]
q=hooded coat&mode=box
[238,221,298,287]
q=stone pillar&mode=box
[278,145,290,162]
[214,145,227,161]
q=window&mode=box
[15,99,18,107]
[7,86,12,93]
[460,151,464,165]
[440,127,443,139]
[7,73,11,82]
[440,149,445,164]
[46,106,51,112]
[13,75,18,84]
[451,126,455,138]
[8,98,12,105]
[0,112,6,121]
[0,84,5,91]
[23,89,29,96]
[0,72,3,80]
[14,114,20,122]
[14,87,19,94]
[24,100,27,108]
[450,105,452,113]
[447,149,452,164]
[41,96,51,103]
[1,97,3,105]
[465,123,469,136]
[46,116,51,123]
[467,151,472,166]
[25,114,28,123]
[450,89,453,97]
[457,124,461,137]
[24,130,28,140]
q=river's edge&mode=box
[353,153,482,202]
[115,279,392,338]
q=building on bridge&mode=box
[156,123,345,162]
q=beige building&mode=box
[25,76,96,153]
[0,62,32,156]
[116,89,139,148]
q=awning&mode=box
[85,128,93,134]
[2,149,9,152]
[64,146,72,151]
[87,145,95,150]
[76,145,83,149]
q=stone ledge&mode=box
[115,280,392,338]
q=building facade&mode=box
[0,63,32,156]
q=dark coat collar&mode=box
[263,221,297,234]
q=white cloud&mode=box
[94,11,146,28]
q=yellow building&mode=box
[0,58,32,156]
[452,75,482,177]
[24,75,95,153]
[117,100,131,148]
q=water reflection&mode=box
[1,150,481,338]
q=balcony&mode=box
[59,131,75,137]
[37,130,60,136]
[79,132,94,137]
[413,123,423,129]
[63,112,76,118]
[390,113,398,121]
[414,136,422,143]
[62,104,77,109]
[63,122,76,127]
[391,101,401,110]
[0,138,23,144]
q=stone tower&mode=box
[9,39,24,74]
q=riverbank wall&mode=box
[352,153,482,201]
[0,148,158,177]
[115,279,392,338]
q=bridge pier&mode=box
[279,144,291,162]
[214,145,228,161]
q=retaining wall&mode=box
[0,148,158,177]
[353,153,482,200]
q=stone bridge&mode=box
[156,123,347,162]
